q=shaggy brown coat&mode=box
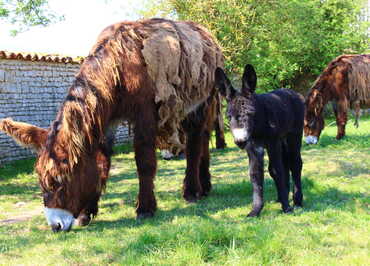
[304,54,370,141]
[0,18,224,229]
[159,93,226,158]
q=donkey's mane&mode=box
[46,23,130,166]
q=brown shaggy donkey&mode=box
[304,54,370,144]
[0,18,224,232]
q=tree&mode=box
[141,0,369,93]
[0,0,63,35]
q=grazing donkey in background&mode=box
[304,54,370,144]
[0,18,223,232]
[215,64,304,217]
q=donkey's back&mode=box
[257,88,305,137]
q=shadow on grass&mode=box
[92,173,366,232]
[302,177,367,212]
[332,160,370,178]
[1,121,368,256]
[0,183,40,198]
[0,158,35,181]
[1,155,367,258]
[0,158,39,197]
[95,133,369,230]
[109,167,137,181]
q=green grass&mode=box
[0,116,369,265]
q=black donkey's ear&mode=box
[241,64,257,95]
[215,67,236,100]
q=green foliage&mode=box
[0,116,369,265]
[0,0,63,35]
[142,0,369,93]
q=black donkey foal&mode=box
[215,64,304,216]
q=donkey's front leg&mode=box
[182,108,207,202]
[134,114,157,219]
[246,141,265,217]
[335,98,349,140]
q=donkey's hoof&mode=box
[201,191,210,197]
[201,187,211,197]
[293,196,303,207]
[183,191,202,203]
[294,202,303,208]
[282,206,294,213]
[136,212,154,220]
[247,210,261,217]
[184,195,199,203]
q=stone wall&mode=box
[0,59,132,166]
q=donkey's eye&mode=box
[43,192,53,205]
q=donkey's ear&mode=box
[241,64,257,95]
[0,118,48,151]
[215,67,235,100]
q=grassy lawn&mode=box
[0,116,369,265]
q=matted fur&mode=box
[309,54,370,107]
[347,55,370,105]
[142,20,223,150]
[305,54,370,141]
[157,93,226,154]
[54,19,224,167]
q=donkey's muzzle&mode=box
[44,208,75,232]
[50,222,72,232]
[51,223,62,232]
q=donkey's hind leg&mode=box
[271,140,290,203]
[182,105,208,202]
[267,140,293,213]
[199,127,212,197]
[282,140,291,195]
[353,101,361,128]
[286,134,303,207]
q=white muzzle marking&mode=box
[305,136,318,144]
[44,208,76,231]
[232,128,248,142]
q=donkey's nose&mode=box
[51,223,62,232]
